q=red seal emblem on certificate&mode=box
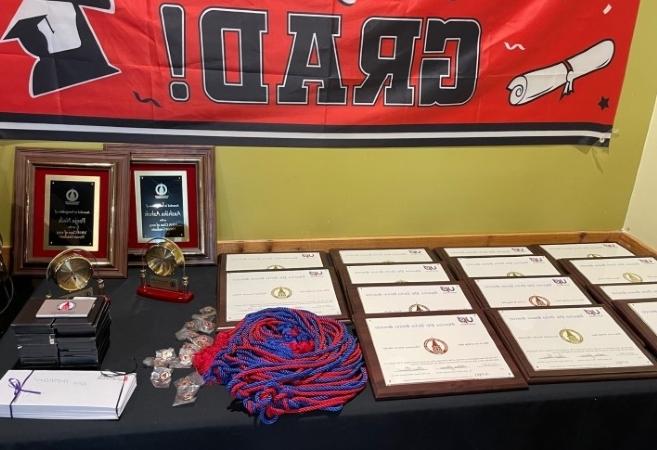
[424,338,448,355]
[57,300,76,311]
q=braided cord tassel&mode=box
[193,308,368,424]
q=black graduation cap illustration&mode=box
[2,0,119,96]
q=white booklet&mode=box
[0,370,137,420]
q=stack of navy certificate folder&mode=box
[11,296,111,368]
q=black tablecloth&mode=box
[1,267,657,450]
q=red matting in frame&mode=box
[128,163,199,251]
[32,166,110,260]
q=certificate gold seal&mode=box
[409,303,430,312]
[586,253,603,258]
[507,271,524,277]
[424,338,448,355]
[623,272,643,283]
[559,328,584,344]
[271,286,292,299]
[266,264,285,270]
[528,295,550,307]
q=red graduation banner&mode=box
[0,0,640,147]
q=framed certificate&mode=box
[217,268,348,327]
[221,252,330,272]
[347,283,477,316]
[562,257,657,285]
[354,312,526,399]
[589,283,657,305]
[615,300,657,355]
[535,242,636,261]
[451,256,561,280]
[469,276,595,309]
[330,248,437,265]
[12,149,129,277]
[488,306,657,382]
[435,246,535,260]
[341,263,452,285]
[104,144,216,265]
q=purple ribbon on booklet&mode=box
[8,372,41,419]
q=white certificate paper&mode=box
[225,269,341,321]
[600,283,657,301]
[224,252,323,271]
[458,256,560,278]
[570,257,657,285]
[475,277,591,308]
[347,263,450,284]
[540,242,634,260]
[366,314,514,386]
[445,247,532,257]
[628,302,657,337]
[499,307,653,371]
[339,248,432,264]
[357,284,472,314]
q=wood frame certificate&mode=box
[218,268,347,327]
[12,149,129,278]
[347,283,475,315]
[354,312,526,399]
[221,252,329,272]
[488,306,657,382]
[589,283,657,304]
[538,242,635,260]
[331,248,436,265]
[615,300,657,355]
[436,246,534,259]
[453,256,561,279]
[563,257,657,285]
[471,277,593,309]
[104,144,216,265]
[344,263,452,285]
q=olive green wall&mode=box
[1,1,656,244]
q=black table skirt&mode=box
[1,267,657,450]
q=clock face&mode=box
[145,239,184,278]
[53,255,93,292]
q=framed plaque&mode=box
[615,300,657,355]
[217,268,348,327]
[469,276,595,309]
[435,246,535,260]
[221,251,330,272]
[589,283,657,305]
[12,150,129,278]
[451,256,561,280]
[354,312,527,399]
[104,144,216,265]
[562,257,657,286]
[347,283,477,316]
[340,263,453,285]
[535,242,636,261]
[487,306,657,383]
[330,248,437,265]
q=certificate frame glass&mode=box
[615,300,657,356]
[12,149,129,278]
[330,248,439,266]
[217,267,349,327]
[588,283,657,305]
[450,255,562,280]
[434,246,537,261]
[561,257,657,287]
[104,144,216,265]
[353,311,527,399]
[220,251,331,272]
[335,262,455,288]
[486,305,657,383]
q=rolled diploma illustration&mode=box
[508,40,615,105]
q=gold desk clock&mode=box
[45,249,105,299]
[137,238,193,303]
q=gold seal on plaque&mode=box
[271,286,292,299]
[529,295,550,307]
[623,272,643,283]
[507,271,524,277]
[424,338,448,355]
[587,253,603,258]
[266,265,285,270]
[559,328,584,344]
[409,303,430,312]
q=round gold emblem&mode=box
[424,338,448,355]
[507,271,524,277]
[623,272,643,283]
[529,295,550,307]
[267,265,285,270]
[586,253,603,258]
[270,286,292,299]
[559,328,584,344]
[409,303,430,312]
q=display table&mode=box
[1,267,656,450]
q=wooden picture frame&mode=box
[434,245,537,261]
[104,144,216,266]
[353,311,527,399]
[588,283,657,306]
[486,305,657,383]
[615,300,657,356]
[12,149,129,278]
[561,257,657,287]
[449,255,562,281]
[220,251,331,272]
[329,248,439,266]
